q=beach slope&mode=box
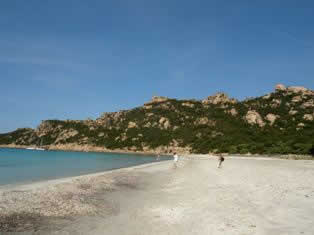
[1,157,314,234]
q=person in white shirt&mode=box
[156,152,160,160]
[173,152,179,168]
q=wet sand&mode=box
[1,156,314,234]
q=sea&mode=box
[0,148,170,186]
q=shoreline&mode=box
[0,154,285,192]
[1,144,312,160]
[0,160,168,193]
[0,154,305,192]
[0,144,173,156]
[1,154,312,192]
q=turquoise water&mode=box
[0,148,170,186]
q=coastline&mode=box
[0,154,289,193]
[0,154,295,192]
[0,144,174,156]
[1,144,312,160]
[0,161,168,192]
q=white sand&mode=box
[1,156,314,234]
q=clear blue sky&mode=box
[1,0,314,133]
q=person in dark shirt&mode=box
[217,154,225,168]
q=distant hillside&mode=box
[1,84,314,155]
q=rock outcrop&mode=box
[55,129,79,144]
[194,117,216,126]
[287,86,308,93]
[289,109,298,115]
[128,122,138,128]
[302,100,314,108]
[202,93,237,105]
[159,117,171,129]
[265,114,279,126]
[271,99,281,108]
[275,84,286,91]
[245,111,265,127]
[303,114,314,121]
[144,96,169,106]
[275,84,312,96]
[36,121,55,137]
[97,111,127,128]
[182,102,195,108]
[225,108,238,116]
[292,96,302,103]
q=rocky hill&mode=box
[1,84,314,155]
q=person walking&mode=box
[173,152,179,168]
[156,153,160,161]
[217,154,225,168]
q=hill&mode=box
[1,84,314,155]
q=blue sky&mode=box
[1,0,314,133]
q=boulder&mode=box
[121,134,127,141]
[292,96,302,103]
[159,102,172,110]
[302,100,314,108]
[263,94,271,99]
[194,117,216,126]
[275,84,286,91]
[289,109,298,115]
[98,132,105,137]
[145,96,169,106]
[298,123,305,127]
[182,102,195,108]
[229,108,238,116]
[143,122,151,128]
[245,111,265,127]
[159,117,171,129]
[128,122,138,128]
[143,105,153,109]
[151,96,169,103]
[196,132,202,138]
[225,108,238,116]
[164,120,171,129]
[202,92,237,105]
[265,114,279,126]
[287,86,308,93]
[271,99,281,108]
[211,131,223,137]
[303,114,314,121]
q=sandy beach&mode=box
[1,156,314,234]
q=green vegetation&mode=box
[1,87,314,155]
